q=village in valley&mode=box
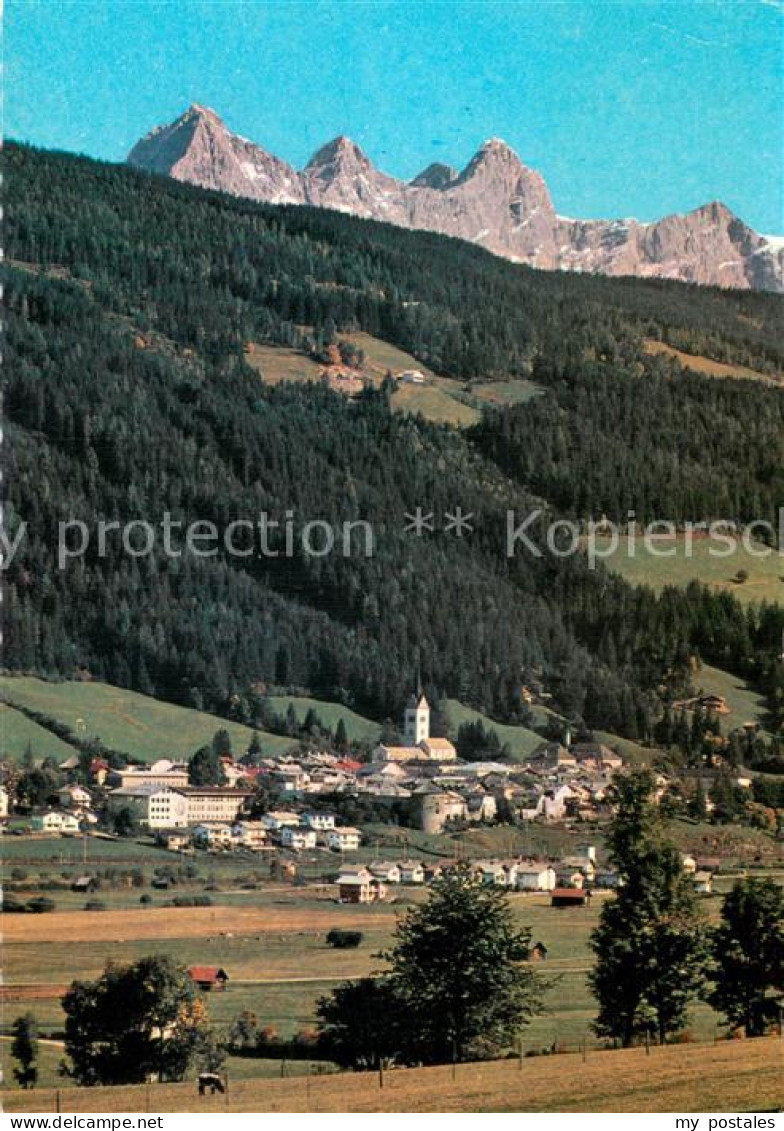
[1,684,745,905]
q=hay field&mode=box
[643,340,780,385]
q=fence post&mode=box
[378,1059,384,1089]
[225,1071,230,1107]
[56,1090,61,1113]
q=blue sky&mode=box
[6,0,783,232]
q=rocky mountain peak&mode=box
[126,107,783,293]
[410,162,459,190]
[306,135,370,171]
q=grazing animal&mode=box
[198,1073,225,1095]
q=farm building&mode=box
[551,888,590,908]
[70,876,97,894]
[188,966,229,992]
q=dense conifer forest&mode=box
[3,143,783,738]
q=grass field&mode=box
[391,382,480,427]
[643,339,781,385]
[4,1039,782,1112]
[443,699,543,761]
[0,676,295,762]
[0,887,736,1062]
[266,695,382,744]
[695,664,771,732]
[589,534,784,608]
[244,333,545,429]
[243,343,323,384]
[0,701,76,761]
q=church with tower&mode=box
[372,689,457,764]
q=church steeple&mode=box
[404,687,430,745]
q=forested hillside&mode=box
[3,143,783,739]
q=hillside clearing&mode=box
[589,534,784,607]
[0,676,294,762]
[643,339,781,384]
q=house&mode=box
[681,853,697,875]
[157,829,191,852]
[551,888,590,908]
[192,823,233,848]
[691,870,713,894]
[474,861,507,886]
[399,861,425,884]
[398,369,426,384]
[327,826,361,852]
[594,867,620,889]
[465,792,498,823]
[57,784,92,809]
[369,861,401,884]
[280,826,317,851]
[337,865,384,903]
[262,811,301,831]
[188,966,229,992]
[562,855,596,883]
[0,785,8,819]
[515,863,557,892]
[30,810,80,833]
[303,811,336,831]
[555,867,585,889]
[529,742,576,770]
[232,821,268,850]
[530,941,549,961]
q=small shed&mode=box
[188,966,229,992]
[530,941,549,961]
[71,876,97,894]
[551,888,590,908]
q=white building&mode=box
[233,821,268,849]
[31,810,81,833]
[303,812,336,831]
[400,861,425,884]
[262,811,301,831]
[57,784,92,809]
[327,826,361,852]
[0,785,8,819]
[516,863,557,892]
[107,785,189,829]
[280,826,317,851]
[192,823,233,848]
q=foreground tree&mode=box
[11,1013,38,1089]
[62,955,218,1085]
[589,770,706,1046]
[709,878,784,1037]
[317,978,410,1069]
[317,868,544,1066]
